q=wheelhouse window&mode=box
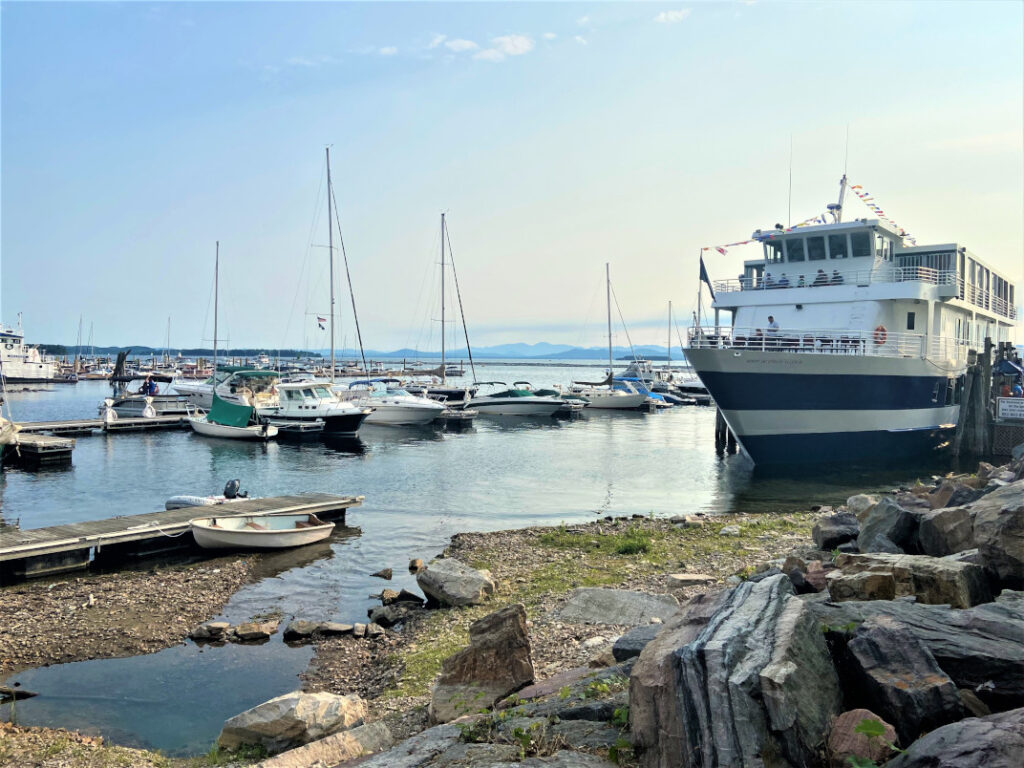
[764,241,783,264]
[807,236,826,261]
[850,231,872,258]
[784,238,806,262]
[828,234,848,259]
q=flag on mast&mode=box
[317,315,327,330]
[699,256,716,301]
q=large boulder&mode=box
[827,552,992,608]
[846,615,964,745]
[856,497,918,554]
[917,506,974,557]
[813,511,860,551]
[629,591,729,767]
[612,623,662,662]
[885,707,1024,768]
[847,494,880,517]
[675,575,841,767]
[809,591,1024,711]
[416,558,495,608]
[428,604,534,723]
[827,709,898,768]
[257,721,392,767]
[345,723,462,768]
[555,588,679,626]
[218,691,366,754]
[969,480,1024,589]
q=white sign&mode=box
[996,397,1024,421]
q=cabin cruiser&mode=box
[466,382,566,417]
[336,379,446,426]
[0,319,60,383]
[685,176,1017,465]
[215,371,371,436]
[403,377,477,404]
[172,368,234,409]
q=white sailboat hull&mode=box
[188,416,278,440]
[364,403,444,425]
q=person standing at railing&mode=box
[831,269,844,285]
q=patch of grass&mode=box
[186,743,268,766]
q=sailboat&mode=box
[188,243,278,441]
[403,214,479,404]
[570,264,649,410]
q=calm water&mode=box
[0,363,954,754]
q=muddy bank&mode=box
[0,556,257,677]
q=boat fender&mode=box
[873,325,887,345]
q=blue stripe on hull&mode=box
[698,371,953,411]
[739,427,952,466]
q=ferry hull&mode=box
[685,348,962,465]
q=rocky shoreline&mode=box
[1,455,1022,767]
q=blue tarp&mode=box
[994,359,1024,377]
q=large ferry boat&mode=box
[0,318,60,383]
[685,178,1018,465]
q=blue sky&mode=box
[2,1,1021,351]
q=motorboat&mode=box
[524,384,589,418]
[570,380,649,410]
[166,479,251,510]
[190,512,334,549]
[403,378,477,404]
[257,379,371,436]
[466,382,565,416]
[338,379,446,426]
[172,368,234,409]
[189,392,278,440]
[685,175,1018,464]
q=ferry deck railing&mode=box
[688,326,970,364]
[714,267,1016,320]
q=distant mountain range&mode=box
[44,342,676,360]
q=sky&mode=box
[2,0,1022,352]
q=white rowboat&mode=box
[190,513,334,549]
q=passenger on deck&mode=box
[831,269,844,285]
[765,272,776,288]
[778,274,790,288]
[140,376,158,396]
[812,269,828,286]
[767,315,780,335]
[798,275,806,287]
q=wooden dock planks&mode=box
[0,493,363,563]
[17,415,188,435]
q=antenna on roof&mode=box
[827,175,847,223]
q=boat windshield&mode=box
[311,385,334,399]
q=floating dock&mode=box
[16,415,189,435]
[0,493,363,581]
[2,434,76,469]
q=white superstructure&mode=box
[0,319,59,383]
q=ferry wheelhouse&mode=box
[685,179,1018,465]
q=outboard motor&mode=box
[223,479,247,499]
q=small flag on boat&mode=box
[715,246,728,255]
[317,315,326,330]
[699,255,716,301]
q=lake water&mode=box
[0,363,955,754]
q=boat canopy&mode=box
[347,378,401,388]
[208,393,256,427]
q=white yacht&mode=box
[172,368,233,409]
[337,379,447,425]
[685,177,1017,465]
[466,382,566,417]
[0,319,59,383]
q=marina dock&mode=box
[17,415,189,435]
[2,433,77,468]
[0,492,364,581]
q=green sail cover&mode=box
[208,392,256,428]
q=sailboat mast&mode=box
[606,262,612,375]
[667,301,672,369]
[441,213,446,384]
[326,147,336,384]
[213,241,219,374]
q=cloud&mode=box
[445,38,479,52]
[473,48,506,62]
[574,36,587,45]
[286,56,318,67]
[577,15,590,26]
[492,34,534,56]
[428,34,447,49]
[543,32,557,40]
[473,34,534,63]
[654,9,692,24]
[379,46,397,56]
